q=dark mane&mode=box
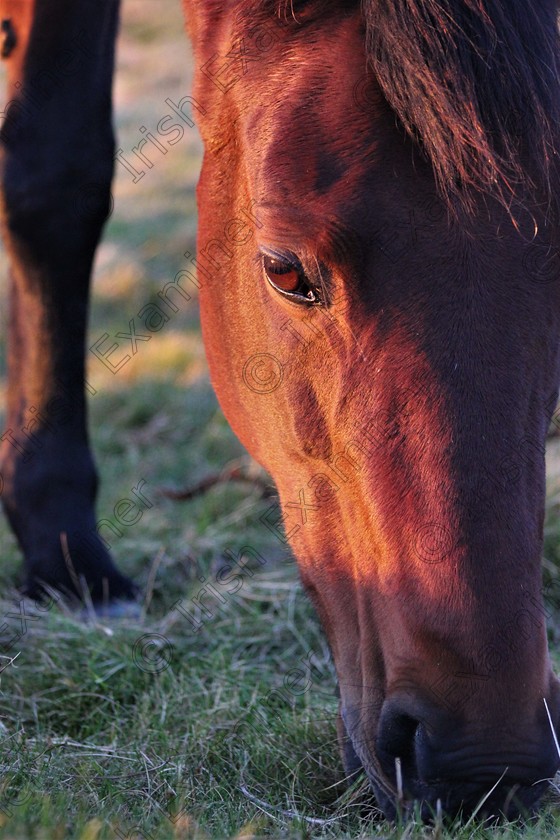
[362,0,560,214]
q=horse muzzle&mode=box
[345,691,560,821]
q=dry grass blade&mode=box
[142,547,166,617]
[160,459,274,501]
[433,797,443,840]
[463,769,508,829]
[239,783,344,826]
[0,651,20,673]
[544,697,560,760]
[395,755,406,823]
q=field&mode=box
[2,2,560,838]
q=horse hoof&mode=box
[80,599,143,622]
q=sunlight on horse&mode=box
[2,0,560,823]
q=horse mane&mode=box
[361,0,560,215]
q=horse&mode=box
[2,0,560,822]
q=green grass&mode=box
[2,1,560,838]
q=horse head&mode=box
[186,0,560,819]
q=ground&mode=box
[1,2,560,838]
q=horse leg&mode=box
[0,0,135,602]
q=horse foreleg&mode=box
[0,0,135,603]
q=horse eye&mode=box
[263,256,301,291]
[262,254,322,304]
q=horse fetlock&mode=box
[23,530,136,605]
[1,432,98,500]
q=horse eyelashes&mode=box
[260,251,325,304]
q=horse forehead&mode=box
[232,5,375,131]
[193,3,393,204]
[239,73,389,217]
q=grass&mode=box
[1,1,560,837]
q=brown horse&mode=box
[2,0,560,822]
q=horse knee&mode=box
[0,84,115,248]
[0,153,114,255]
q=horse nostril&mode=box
[378,712,418,758]
[373,696,558,820]
[376,703,427,786]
